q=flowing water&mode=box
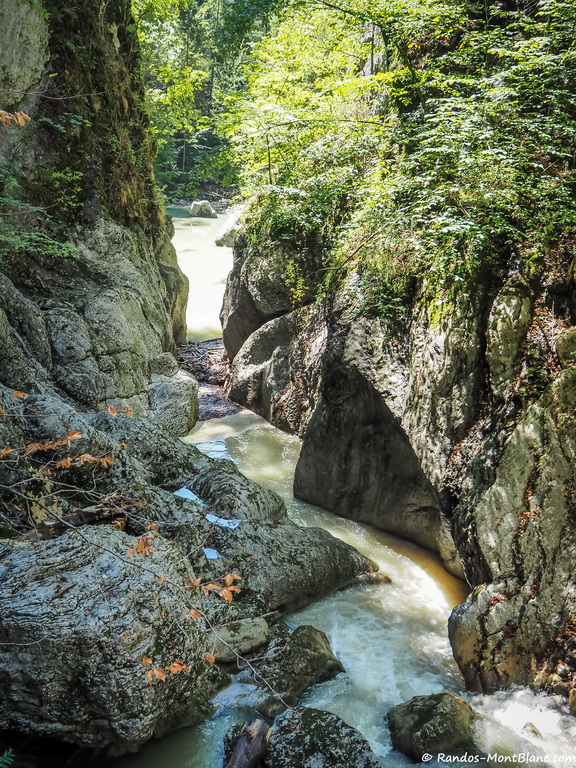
[165,205,234,342]
[114,208,576,767]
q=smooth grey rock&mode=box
[212,618,271,663]
[267,707,382,768]
[189,200,218,218]
[388,691,548,763]
[294,357,460,576]
[148,369,199,436]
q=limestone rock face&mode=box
[230,306,327,436]
[0,0,189,419]
[266,707,382,768]
[189,200,218,218]
[0,387,376,755]
[220,235,296,359]
[222,212,576,697]
[0,527,221,756]
[449,367,576,693]
[226,284,462,576]
[485,276,533,402]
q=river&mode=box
[114,206,576,767]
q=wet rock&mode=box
[212,618,271,663]
[192,516,378,615]
[0,527,221,756]
[387,691,476,761]
[266,707,382,768]
[354,571,392,586]
[294,357,460,576]
[569,688,576,716]
[252,625,344,718]
[189,200,218,218]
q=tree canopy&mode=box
[135,0,576,309]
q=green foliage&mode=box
[132,0,283,196]
[0,171,80,261]
[0,749,14,768]
[220,0,576,316]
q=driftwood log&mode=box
[20,506,127,541]
[226,718,270,768]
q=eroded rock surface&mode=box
[0,388,375,756]
[221,215,576,699]
[266,707,382,768]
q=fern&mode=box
[0,749,15,768]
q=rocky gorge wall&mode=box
[0,0,196,431]
[221,227,576,703]
[0,2,380,760]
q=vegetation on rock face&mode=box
[212,0,576,310]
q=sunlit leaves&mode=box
[126,533,156,559]
[0,111,31,128]
[141,653,190,684]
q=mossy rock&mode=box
[267,707,381,768]
[387,691,477,761]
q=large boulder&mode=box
[220,234,296,360]
[189,200,218,218]
[250,624,344,717]
[266,707,382,768]
[388,692,477,761]
[0,389,377,755]
[148,368,199,436]
[0,527,221,756]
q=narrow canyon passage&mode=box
[113,210,576,768]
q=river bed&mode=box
[113,207,576,767]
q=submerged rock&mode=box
[266,707,382,768]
